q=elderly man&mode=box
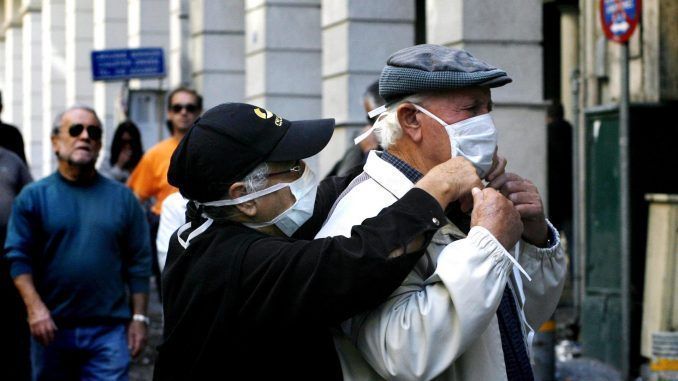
[316,45,567,380]
[4,106,151,381]
[154,102,495,380]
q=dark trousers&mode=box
[0,259,31,381]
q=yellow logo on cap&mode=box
[254,108,274,120]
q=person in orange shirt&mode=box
[127,87,202,293]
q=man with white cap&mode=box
[153,102,492,380]
[316,45,567,380]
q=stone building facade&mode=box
[0,0,550,191]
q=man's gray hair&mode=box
[374,94,426,149]
[51,105,102,137]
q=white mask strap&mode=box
[355,105,388,145]
[354,125,378,145]
[197,182,289,207]
[367,105,387,119]
[413,104,449,127]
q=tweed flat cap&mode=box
[379,44,512,104]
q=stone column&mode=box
[3,0,23,129]
[21,0,41,176]
[428,0,547,193]
[41,0,65,176]
[127,0,169,89]
[93,0,127,156]
[191,0,245,109]
[65,0,94,106]
[319,0,415,176]
[169,0,191,88]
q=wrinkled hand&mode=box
[28,302,58,345]
[127,321,148,358]
[415,156,483,209]
[484,149,507,182]
[470,187,523,250]
[488,172,548,246]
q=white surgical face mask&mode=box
[242,165,317,236]
[413,104,498,179]
[198,163,317,237]
[177,164,318,248]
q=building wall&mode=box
[2,0,641,187]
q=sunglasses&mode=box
[265,161,302,178]
[170,103,199,113]
[68,124,102,140]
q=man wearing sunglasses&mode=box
[4,106,152,380]
[127,87,202,294]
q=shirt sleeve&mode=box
[241,188,446,326]
[517,220,567,329]
[4,189,39,278]
[351,227,513,381]
[156,193,187,272]
[122,190,152,294]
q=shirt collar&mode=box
[380,151,423,183]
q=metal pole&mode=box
[570,68,581,323]
[619,41,631,380]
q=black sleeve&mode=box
[292,167,363,240]
[241,187,445,326]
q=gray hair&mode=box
[374,94,426,149]
[52,105,102,137]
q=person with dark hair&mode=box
[0,147,32,381]
[100,121,144,183]
[325,80,383,178]
[0,90,27,164]
[4,106,151,380]
[546,102,573,237]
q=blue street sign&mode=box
[91,48,166,81]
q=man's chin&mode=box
[67,153,98,168]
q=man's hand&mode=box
[127,320,148,358]
[484,150,507,182]
[415,157,483,209]
[27,301,58,345]
[488,173,549,246]
[470,187,523,250]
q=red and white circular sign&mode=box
[599,0,642,43]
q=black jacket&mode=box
[154,179,445,380]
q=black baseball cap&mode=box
[168,103,334,202]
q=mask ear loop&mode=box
[354,105,388,145]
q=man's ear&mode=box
[229,182,257,217]
[51,135,61,158]
[397,103,423,143]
